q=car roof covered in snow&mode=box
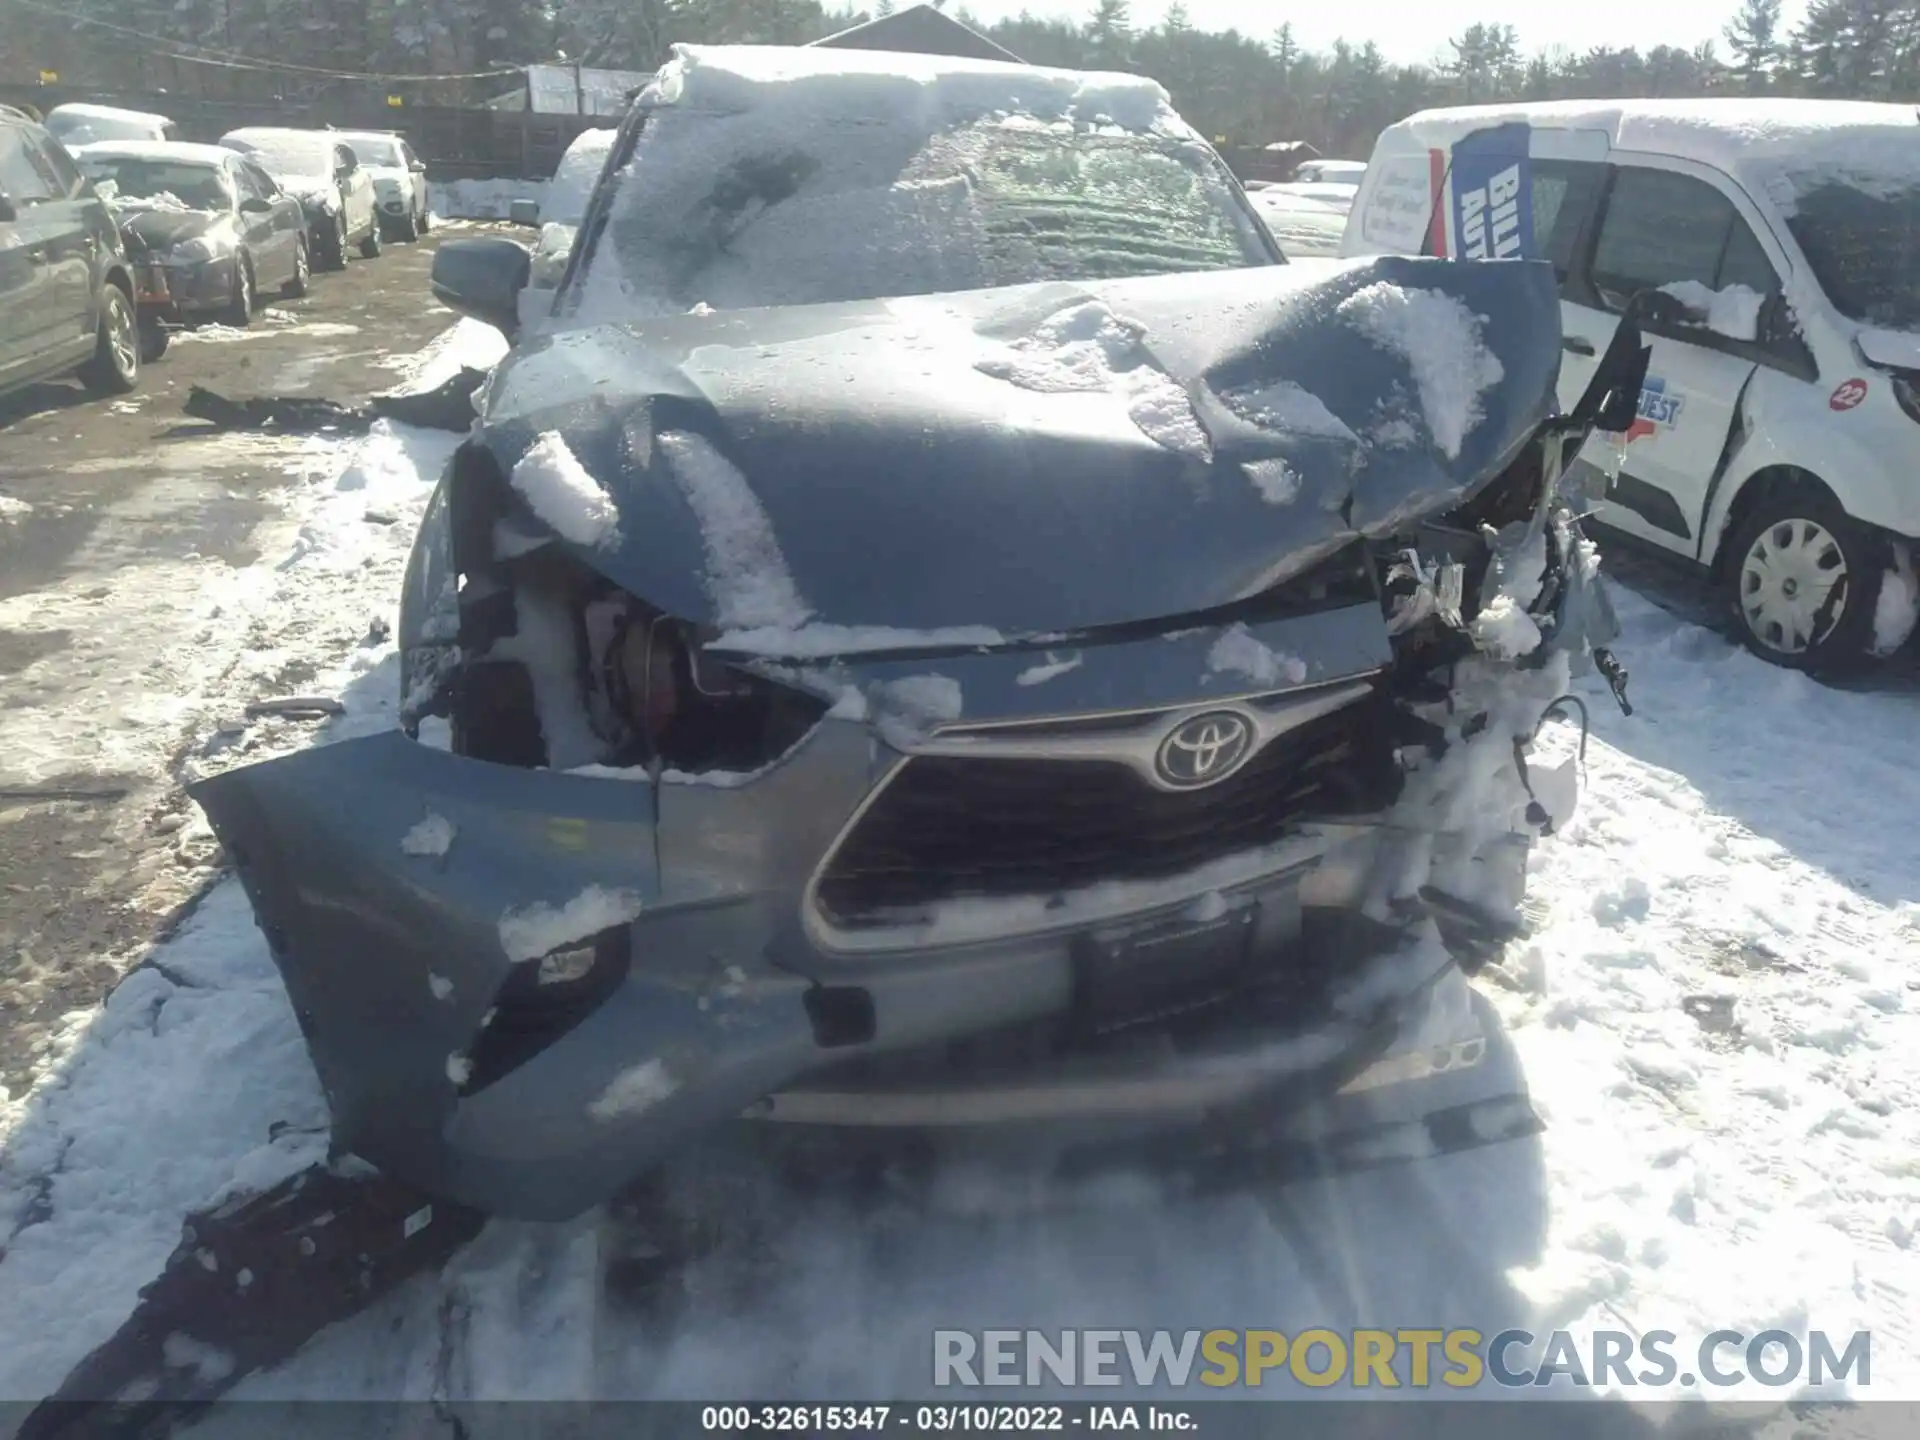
[1390,98,1917,168]
[545,127,618,224]
[48,102,172,126]
[640,42,1177,135]
[70,140,239,168]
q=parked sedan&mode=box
[218,127,379,271]
[0,106,141,399]
[331,130,431,241]
[43,102,177,146]
[72,142,309,352]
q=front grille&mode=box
[815,697,1403,928]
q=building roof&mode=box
[809,4,1023,63]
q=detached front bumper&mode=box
[133,255,236,318]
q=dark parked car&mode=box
[0,105,140,401]
[218,127,379,271]
[72,141,309,355]
[192,46,1636,1225]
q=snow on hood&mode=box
[476,255,1560,640]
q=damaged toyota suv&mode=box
[191,45,1642,1224]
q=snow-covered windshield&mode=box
[1777,172,1920,331]
[46,109,164,145]
[581,117,1267,315]
[570,46,1270,319]
[342,136,404,167]
[78,157,230,211]
[223,132,332,181]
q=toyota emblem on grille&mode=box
[1154,711,1255,789]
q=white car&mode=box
[516,127,619,326]
[1291,159,1367,186]
[1345,98,1920,672]
[43,103,177,147]
[331,130,431,241]
[1248,186,1348,257]
[219,127,381,271]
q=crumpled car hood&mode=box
[121,209,223,251]
[477,256,1562,636]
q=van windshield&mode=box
[1780,176,1920,332]
[1766,140,1920,332]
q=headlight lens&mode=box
[164,236,219,264]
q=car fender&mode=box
[1701,410,1920,565]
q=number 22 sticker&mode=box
[1830,378,1869,411]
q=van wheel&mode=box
[1726,485,1883,674]
[394,210,419,242]
[80,284,139,395]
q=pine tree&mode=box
[1724,0,1782,91]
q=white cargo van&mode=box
[1344,99,1920,671]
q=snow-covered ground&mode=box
[1,318,1917,1423]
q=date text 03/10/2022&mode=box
[700,1405,1196,1431]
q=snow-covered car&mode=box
[1292,158,1367,186]
[72,142,309,354]
[1249,185,1350,257]
[43,102,177,147]
[192,43,1634,1224]
[518,126,618,322]
[1346,99,1920,671]
[331,129,431,241]
[218,127,380,271]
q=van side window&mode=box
[0,128,56,204]
[1590,166,1776,305]
[31,136,86,199]
[1530,159,1605,282]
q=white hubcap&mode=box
[1740,517,1848,655]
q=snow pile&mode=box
[1015,654,1082,686]
[1205,623,1308,688]
[1871,541,1920,657]
[111,191,195,214]
[1215,378,1356,440]
[1241,459,1302,506]
[870,673,963,748]
[657,430,810,633]
[510,432,620,548]
[497,886,646,966]
[1337,281,1503,459]
[0,495,30,522]
[976,299,1210,460]
[587,1059,678,1123]
[400,813,455,858]
[426,178,546,221]
[1659,280,1766,342]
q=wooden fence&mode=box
[0,85,604,182]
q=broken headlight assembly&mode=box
[576,584,828,773]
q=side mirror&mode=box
[0,194,16,224]
[431,236,531,338]
[509,198,540,228]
